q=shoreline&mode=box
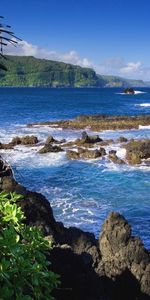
[0,157,150,299]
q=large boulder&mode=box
[81,131,103,144]
[39,144,64,154]
[125,140,150,164]
[67,147,106,160]
[108,150,125,164]
[11,135,38,146]
[99,212,150,297]
[118,136,128,143]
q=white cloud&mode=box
[5,40,92,68]
[120,61,142,75]
[94,58,150,81]
[4,40,150,80]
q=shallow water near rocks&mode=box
[0,87,150,248]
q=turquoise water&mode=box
[0,87,150,248]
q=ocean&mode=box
[0,87,150,248]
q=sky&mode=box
[1,0,150,80]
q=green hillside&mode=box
[0,55,100,87]
[0,55,149,87]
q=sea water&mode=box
[0,87,149,248]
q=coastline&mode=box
[0,157,150,300]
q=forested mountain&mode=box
[0,55,149,87]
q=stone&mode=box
[125,140,150,164]
[118,136,128,143]
[108,150,125,164]
[39,144,64,154]
[99,212,150,297]
[11,135,38,145]
[66,147,106,160]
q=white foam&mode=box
[139,125,150,129]
[134,90,147,94]
[136,103,150,107]
[1,146,67,169]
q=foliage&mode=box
[0,55,148,87]
[0,55,99,87]
[0,191,60,300]
[0,16,21,71]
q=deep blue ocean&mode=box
[0,87,150,248]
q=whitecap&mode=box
[139,125,150,129]
[136,103,150,107]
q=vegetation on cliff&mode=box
[0,55,99,87]
[0,55,150,87]
[0,191,59,300]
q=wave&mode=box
[139,125,150,129]
[136,103,150,107]
[134,91,147,94]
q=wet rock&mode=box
[118,136,128,143]
[108,150,125,164]
[81,131,103,144]
[28,115,150,131]
[45,135,57,144]
[11,135,38,146]
[125,140,150,164]
[45,136,66,145]
[39,144,64,154]
[0,158,13,177]
[66,150,80,160]
[67,147,106,160]
[123,88,135,94]
[0,142,13,150]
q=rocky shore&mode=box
[0,158,150,300]
[1,130,150,166]
[27,114,150,131]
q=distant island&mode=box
[0,55,150,88]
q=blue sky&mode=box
[1,0,150,80]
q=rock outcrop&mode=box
[27,114,150,131]
[11,135,39,145]
[67,147,106,160]
[125,140,150,164]
[99,212,150,298]
[39,144,64,154]
[108,150,125,164]
[0,135,39,150]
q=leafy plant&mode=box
[0,192,60,300]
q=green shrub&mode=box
[0,192,60,300]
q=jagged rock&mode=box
[39,144,64,154]
[108,150,125,164]
[81,131,103,144]
[45,135,57,144]
[11,135,38,146]
[123,88,135,94]
[45,136,66,145]
[125,140,150,164]
[118,136,128,143]
[99,212,150,297]
[0,158,13,176]
[0,142,13,150]
[67,147,106,160]
[66,150,80,159]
